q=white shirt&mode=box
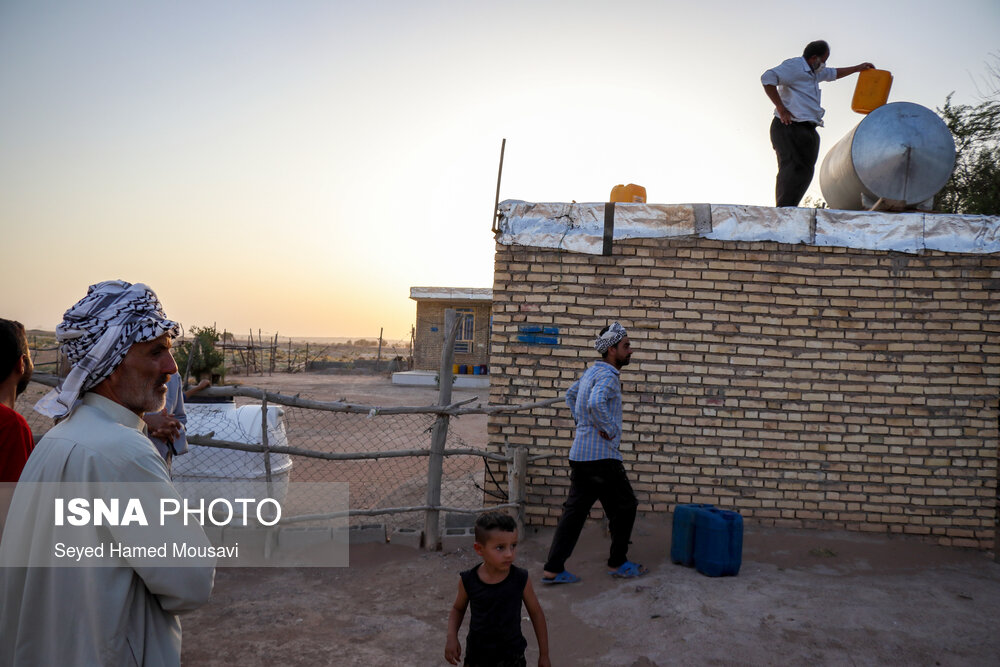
[761,57,838,125]
[0,393,215,666]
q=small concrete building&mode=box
[401,287,491,386]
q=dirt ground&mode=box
[173,372,1000,666]
[182,518,1000,667]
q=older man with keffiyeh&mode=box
[541,322,646,585]
[0,280,215,666]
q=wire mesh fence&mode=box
[16,380,501,535]
[16,382,55,441]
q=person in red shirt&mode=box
[0,319,34,483]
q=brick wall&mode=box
[413,300,491,371]
[488,236,1000,550]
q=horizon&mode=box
[2,0,997,337]
[23,328,411,346]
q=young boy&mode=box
[445,511,550,667]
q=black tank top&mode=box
[460,564,529,662]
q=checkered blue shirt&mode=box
[566,361,623,462]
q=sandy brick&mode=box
[488,237,1000,551]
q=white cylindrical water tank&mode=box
[819,102,955,210]
[173,401,293,518]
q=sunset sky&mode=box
[1,0,997,341]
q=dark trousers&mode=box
[544,459,638,572]
[770,116,820,207]
[464,656,526,667]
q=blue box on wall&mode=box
[516,325,559,346]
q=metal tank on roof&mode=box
[819,101,956,211]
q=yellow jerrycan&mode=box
[852,69,893,114]
[610,183,646,203]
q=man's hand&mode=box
[599,430,612,440]
[444,636,462,665]
[836,63,876,80]
[143,410,181,442]
[763,84,792,125]
[185,378,212,399]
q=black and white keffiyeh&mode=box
[34,280,179,418]
[594,322,627,354]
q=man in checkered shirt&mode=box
[541,322,647,584]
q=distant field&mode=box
[26,330,412,376]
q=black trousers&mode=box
[770,116,820,207]
[543,459,638,572]
[464,655,526,667]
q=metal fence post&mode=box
[425,309,459,550]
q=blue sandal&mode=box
[541,571,580,585]
[608,561,648,578]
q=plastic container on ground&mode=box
[693,508,743,577]
[610,183,646,203]
[851,68,893,114]
[670,503,715,566]
[172,400,293,522]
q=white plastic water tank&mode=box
[173,401,293,512]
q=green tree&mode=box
[173,325,225,382]
[935,94,1000,215]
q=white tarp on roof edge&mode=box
[496,201,696,254]
[705,205,812,245]
[814,210,925,253]
[409,287,492,301]
[925,214,1000,253]
[496,199,1000,255]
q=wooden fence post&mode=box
[220,329,228,384]
[425,309,459,550]
[270,333,278,375]
[261,395,273,500]
[506,437,527,536]
[260,394,277,559]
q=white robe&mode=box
[0,393,215,666]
